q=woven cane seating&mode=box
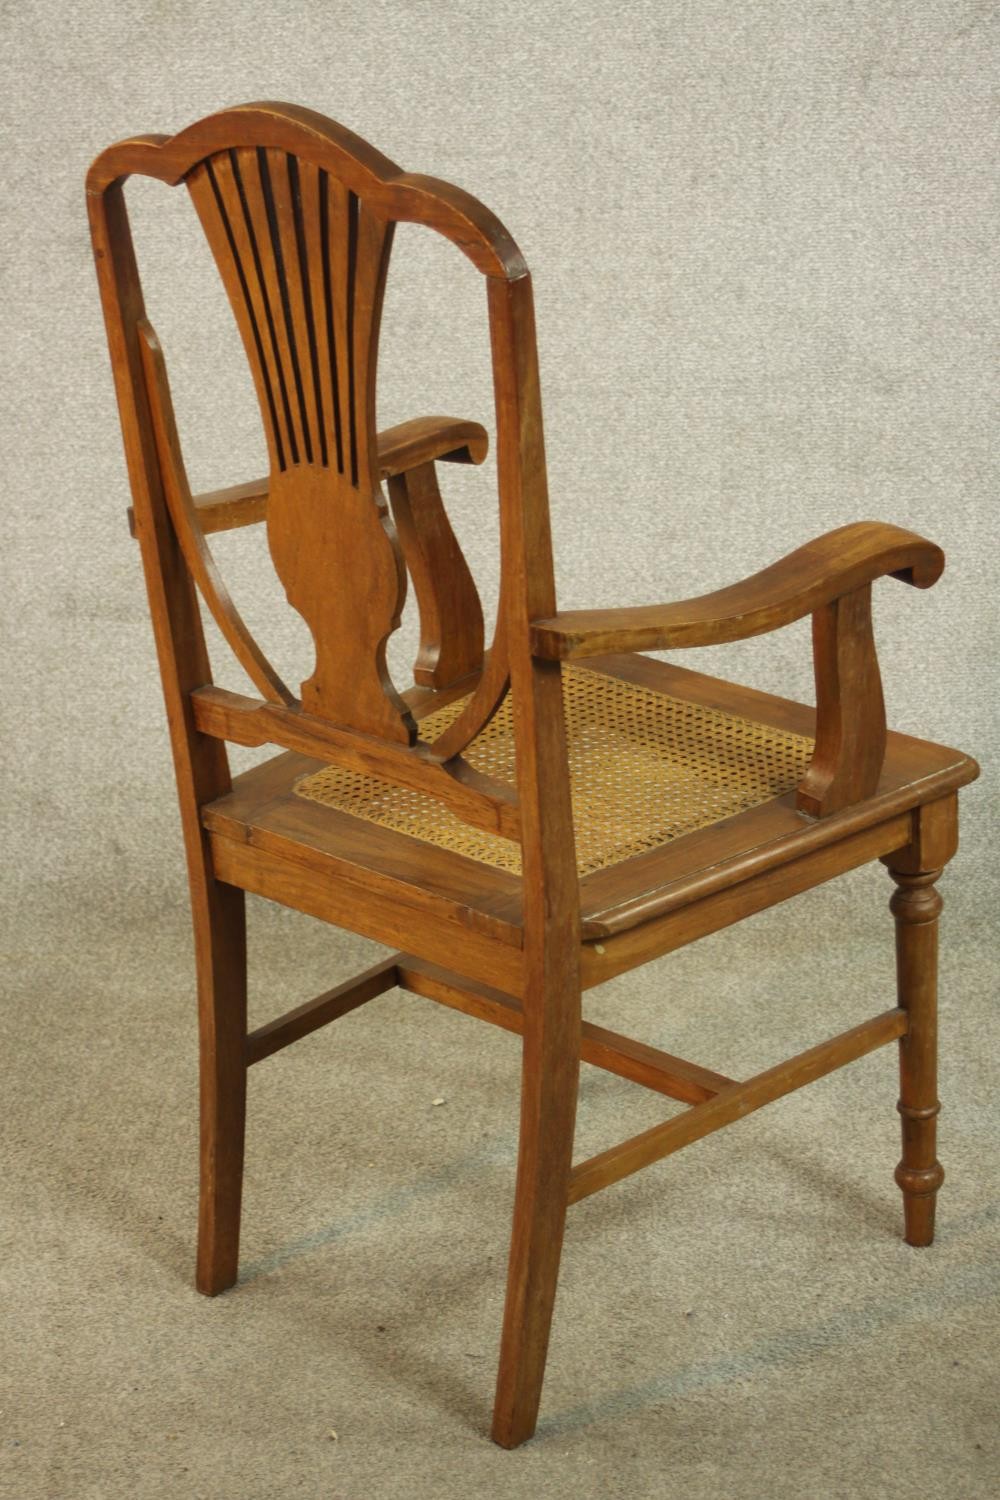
[89,101,978,1450]
[294,663,815,876]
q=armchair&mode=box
[88,101,979,1448]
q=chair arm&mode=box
[530,522,943,661]
[126,415,488,537]
[376,415,488,478]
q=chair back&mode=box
[87,104,569,865]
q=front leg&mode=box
[887,866,945,1245]
[882,796,957,1246]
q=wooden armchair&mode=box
[87,102,979,1448]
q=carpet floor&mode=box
[3,864,996,1500]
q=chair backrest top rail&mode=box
[86,100,527,281]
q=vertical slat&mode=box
[325,174,354,478]
[345,188,360,484]
[296,159,340,471]
[283,154,328,468]
[231,146,307,466]
[193,153,296,469]
[352,197,391,488]
[260,147,318,464]
[188,159,286,472]
[221,148,297,467]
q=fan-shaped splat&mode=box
[187,147,413,743]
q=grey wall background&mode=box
[2,4,996,1498]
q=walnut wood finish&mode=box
[89,102,979,1449]
[88,169,249,1299]
[87,101,527,277]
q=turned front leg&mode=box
[888,867,944,1246]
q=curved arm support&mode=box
[796,583,887,817]
[529,522,944,661]
[532,521,944,821]
[126,415,489,538]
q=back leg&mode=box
[193,875,248,1294]
[491,994,580,1448]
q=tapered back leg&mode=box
[491,661,581,1448]
[194,877,248,1294]
[487,275,582,1446]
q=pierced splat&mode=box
[188,147,413,743]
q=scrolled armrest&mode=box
[530,522,943,661]
[376,415,488,478]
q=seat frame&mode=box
[88,102,978,1448]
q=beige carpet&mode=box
[2,2,997,1496]
[3,884,997,1498]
